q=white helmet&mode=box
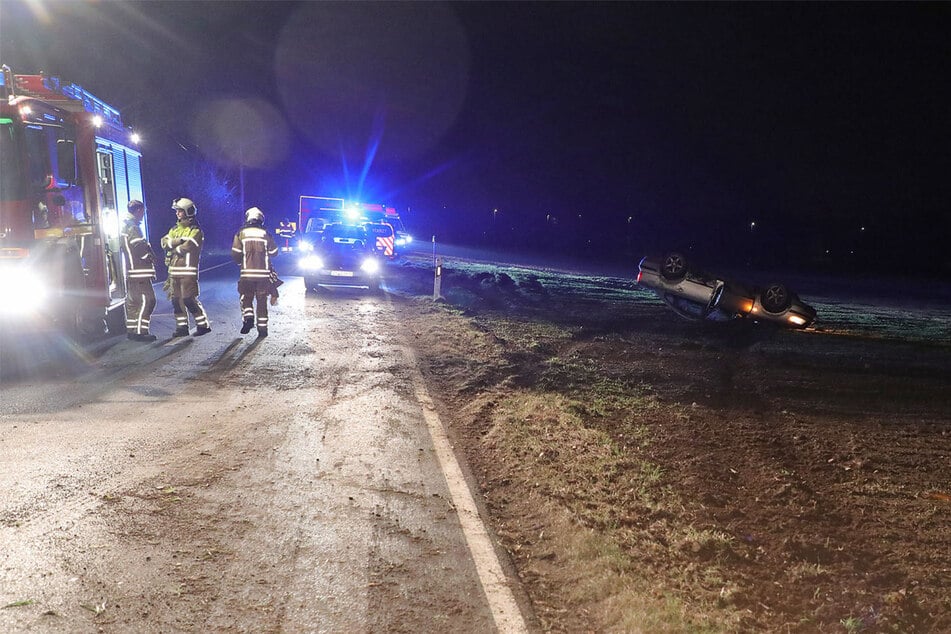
[172,197,197,218]
[245,207,265,225]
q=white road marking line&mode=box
[404,346,529,634]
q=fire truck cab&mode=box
[0,65,146,338]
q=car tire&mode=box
[660,252,688,281]
[761,283,792,313]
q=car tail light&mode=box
[741,299,754,314]
[636,271,642,283]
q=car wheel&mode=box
[761,283,792,313]
[660,252,688,281]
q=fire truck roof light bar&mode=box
[9,71,122,128]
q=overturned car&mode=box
[637,253,817,329]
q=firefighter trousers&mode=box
[170,277,210,330]
[125,278,157,335]
[238,278,270,330]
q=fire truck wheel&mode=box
[74,307,107,340]
[106,305,127,335]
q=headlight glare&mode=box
[0,269,49,315]
[360,258,380,274]
[299,255,324,271]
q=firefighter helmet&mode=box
[245,207,265,225]
[172,197,197,218]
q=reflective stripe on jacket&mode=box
[120,213,156,279]
[161,220,204,278]
[232,225,278,279]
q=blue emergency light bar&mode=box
[56,79,122,127]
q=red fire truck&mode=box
[0,65,146,338]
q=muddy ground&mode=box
[392,257,950,633]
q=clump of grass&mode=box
[787,561,829,582]
[2,599,34,609]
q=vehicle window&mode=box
[23,124,51,188]
[305,217,328,233]
[325,224,367,241]
[0,119,24,201]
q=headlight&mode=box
[360,258,380,274]
[299,255,324,271]
[395,238,406,246]
[788,314,807,326]
[0,269,49,315]
[298,241,314,253]
[404,234,412,244]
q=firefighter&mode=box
[160,197,211,337]
[120,200,157,341]
[231,207,279,337]
[276,217,296,252]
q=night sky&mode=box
[2,1,949,276]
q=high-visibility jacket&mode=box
[161,219,204,279]
[276,222,296,239]
[120,213,156,280]
[231,223,278,279]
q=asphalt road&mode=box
[0,271,528,633]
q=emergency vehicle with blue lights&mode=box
[297,195,413,259]
[0,65,146,337]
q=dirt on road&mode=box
[392,259,951,633]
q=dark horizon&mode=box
[2,1,949,278]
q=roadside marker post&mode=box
[434,256,443,301]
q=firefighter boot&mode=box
[139,333,158,342]
[257,327,268,338]
[173,326,190,337]
[240,318,254,334]
[195,325,212,336]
